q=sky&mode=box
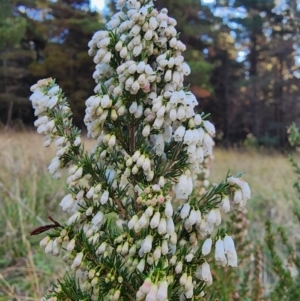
[90,0,105,11]
[91,0,214,11]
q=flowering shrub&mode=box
[29,0,250,300]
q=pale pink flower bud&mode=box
[146,284,158,301]
[40,236,51,249]
[136,289,146,300]
[141,278,152,294]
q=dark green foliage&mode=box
[0,0,103,128]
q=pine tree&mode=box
[0,0,34,127]
[28,0,103,127]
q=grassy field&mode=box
[0,132,299,300]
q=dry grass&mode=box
[0,132,298,300]
[211,149,299,232]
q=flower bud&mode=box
[180,273,187,285]
[143,235,153,253]
[153,246,162,260]
[137,259,146,272]
[202,238,212,256]
[158,217,167,235]
[40,236,51,249]
[73,252,84,268]
[162,240,168,255]
[180,203,190,219]
[156,281,168,301]
[67,238,76,252]
[128,215,138,229]
[150,211,160,229]
[140,278,152,294]
[175,261,183,274]
[129,244,137,256]
[142,124,151,137]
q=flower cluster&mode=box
[29,1,251,301]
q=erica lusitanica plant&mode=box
[29,0,251,300]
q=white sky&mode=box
[90,0,105,11]
[91,0,214,10]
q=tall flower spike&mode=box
[29,0,250,300]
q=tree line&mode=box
[1,0,300,147]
